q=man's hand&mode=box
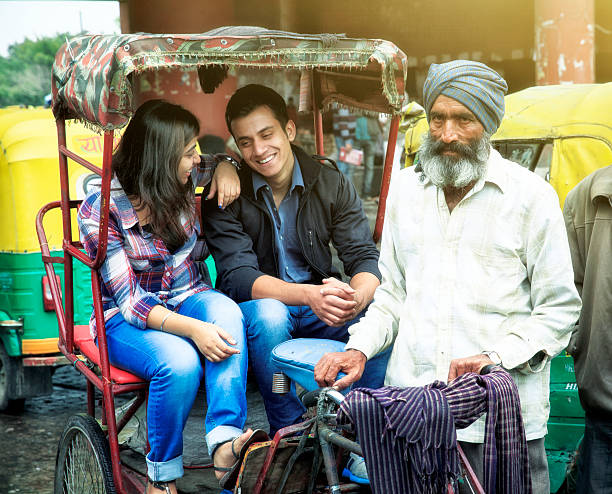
[318,277,365,324]
[314,349,367,390]
[306,282,358,327]
[447,354,494,382]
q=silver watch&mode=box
[217,154,241,170]
[482,351,502,366]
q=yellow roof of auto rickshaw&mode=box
[0,108,53,140]
[493,83,612,143]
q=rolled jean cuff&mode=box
[206,425,243,457]
[146,453,183,482]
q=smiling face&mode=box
[176,137,200,185]
[230,105,296,181]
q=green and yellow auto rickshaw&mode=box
[403,82,612,493]
[0,107,107,411]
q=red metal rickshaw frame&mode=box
[36,27,407,494]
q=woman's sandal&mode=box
[214,429,269,490]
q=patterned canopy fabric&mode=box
[52,26,408,131]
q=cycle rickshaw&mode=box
[37,27,485,493]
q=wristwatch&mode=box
[482,351,502,366]
[216,153,241,170]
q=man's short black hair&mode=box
[225,84,289,135]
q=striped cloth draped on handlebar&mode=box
[336,367,531,494]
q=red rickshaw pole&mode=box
[373,115,401,243]
[56,119,75,353]
[311,69,325,155]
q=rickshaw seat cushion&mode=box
[74,325,145,384]
[271,338,348,394]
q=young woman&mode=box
[78,100,261,494]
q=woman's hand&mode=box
[208,161,240,209]
[190,320,241,362]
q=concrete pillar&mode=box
[534,0,595,85]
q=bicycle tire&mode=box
[54,413,116,494]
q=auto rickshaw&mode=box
[0,107,110,412]
[402,82,612,493]
[37,27,412,494]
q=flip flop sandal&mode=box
[215,429,269,490]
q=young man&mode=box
[315,61,581,492]
[202,84,387,439]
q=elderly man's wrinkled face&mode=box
[420,95,491,189]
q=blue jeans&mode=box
[576,413,612,494]
[104,289,248,482]
[239,299,390,436]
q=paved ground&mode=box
[0,365,269,494]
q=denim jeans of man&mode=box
[576,413,612,494]
[103,289,248,482]
[239,298,391,436]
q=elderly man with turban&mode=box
[315,60,581,492]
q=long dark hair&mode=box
[112,99,200,252]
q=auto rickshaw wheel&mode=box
[0,342,25,413]
[54,413,116,494]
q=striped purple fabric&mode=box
[337,367,531,494]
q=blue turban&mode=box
[423,60,508,134]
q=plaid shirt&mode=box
[338,367,531,494]
[346,148,581,442]
[77,155,219,338]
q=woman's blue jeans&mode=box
[103,289,248,482]
[239,299,390,437]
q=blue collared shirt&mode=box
[252,155,313,283]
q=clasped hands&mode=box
[308,277,364,327]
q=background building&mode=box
[117,0,610,138]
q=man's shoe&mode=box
[342,452,370,485]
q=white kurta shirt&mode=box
[346,148,581,442]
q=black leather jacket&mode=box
[202,145,381,302]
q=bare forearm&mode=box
[146,304,195,338]
[146,304,240,362]
[251,275,316,306]
[349,272,380,312]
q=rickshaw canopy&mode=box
[52,26,408,131]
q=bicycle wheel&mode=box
[54,413,116,494]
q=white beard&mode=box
[418,131,491,188]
